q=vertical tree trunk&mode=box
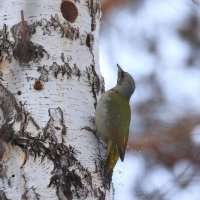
[0,0,112,199]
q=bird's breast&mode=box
[95,96,111,144]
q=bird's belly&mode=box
[95,104,110,144]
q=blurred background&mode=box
[99,0,200,199]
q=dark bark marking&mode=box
[0,190,11,200]
[0,163,7,179]
[11,11,48,65]
[73,64,81,81]
[0,24,13,62]
[37,66,49,82]
[21,174,28,200]
[85,65,104,108]
[43,107,66,144]
[0,141,5,161]
[34,15,80,40]
[87,0,101,31]
[37,62,82,82]
[50,62,72,79]
[31,187,40,200]
[0,84,22,142]
[13,40,48,65]
[86,33,94,50]
[48,61,82,80]
[61,53,65,62]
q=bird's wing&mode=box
[106,90,131,161]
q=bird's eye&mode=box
[119,71,125,78]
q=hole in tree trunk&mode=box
[61,1,78,23]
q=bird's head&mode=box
[114,64,135,100]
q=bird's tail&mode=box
[105,143,119,184]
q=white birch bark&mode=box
[0,0,113,199]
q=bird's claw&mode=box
[81,126,96,133]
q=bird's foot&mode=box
[81,126,96,132]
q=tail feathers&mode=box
[119,146,125,162]
[105,143,120,184]
[118,135,128,162]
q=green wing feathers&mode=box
[105,91,131,175]
[107,91,130,159]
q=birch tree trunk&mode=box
[0,0,113,199]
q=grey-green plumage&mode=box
[95,64,135,179]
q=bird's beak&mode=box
[117,64,125,79]
[117,64,124,73]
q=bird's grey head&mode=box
[114,64,135,100]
